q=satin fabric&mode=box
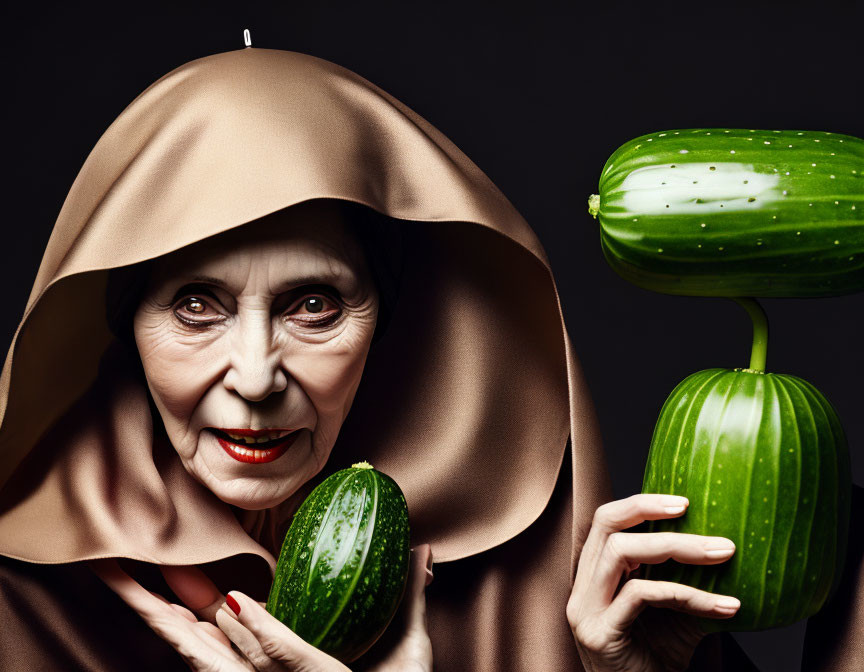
[0,46,611,669]
[0,46,859,671]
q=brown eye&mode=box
[187,298,206,313]
[174,296,223,325]
[290,294,341,324]
[301,297,325,313]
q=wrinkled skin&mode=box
[96,201,434,670]
[133,200,379,510]
[568,494,741,672]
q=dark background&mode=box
[4,1,862,669]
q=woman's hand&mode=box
[89,543,433,672]
[567,494,741,672]
[89,558,251,671]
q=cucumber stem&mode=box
[588,194,600,219]
[732,298,768,373]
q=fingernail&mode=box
[705,540,736,558]
[661,496,688,514]
[715,596,740,610]
[226,593,241,616]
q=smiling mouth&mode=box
[206,428,300,464]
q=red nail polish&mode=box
[226,594,241,615]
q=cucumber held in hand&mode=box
[266,461,410,662]
[588,128,864,297]
[641,299,851,631]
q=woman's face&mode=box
[133,201,379,510]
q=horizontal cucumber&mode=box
[588,128,864,297]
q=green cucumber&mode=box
[265,461,410,662]
[641,299,851,631]
[588,129,864,297]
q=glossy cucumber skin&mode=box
[595,129,864,297]
[641,368,851,632]
[265,465,410,662]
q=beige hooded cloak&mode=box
[0,45,858,671]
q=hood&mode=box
[0,47,610,575]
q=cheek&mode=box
[289,333,372,419]
[135,323,220,423]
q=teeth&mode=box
[227,444,274,457]
[224,430,293,444]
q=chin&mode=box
[209,477,303,510]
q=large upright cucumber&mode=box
[588,129,864,297]
[265,461,410,663]
[641,299,852,632]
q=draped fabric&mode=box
[1,45,856,671]
[0,47,611,670]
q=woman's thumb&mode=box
[404,544,433,632]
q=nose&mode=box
[222,312,288,402]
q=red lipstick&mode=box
[208,428,300,464]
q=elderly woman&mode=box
[0,46,860,671]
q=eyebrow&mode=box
[182,268,356,294]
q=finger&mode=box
[90,559,245,666]
[605,579,741,632]
[196,620,234,650]
[403,544,432,633]
[369,544,434,669]
[149,585,203,626]
[574,494,690,596]
[592,493,691,536]
[217,607,276,671]
[589,531,735,608]
[170,603,200,624]
[223,591,350,671]
[160,564,225,625]
[150,591,171,604]
[89,559,168,621]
